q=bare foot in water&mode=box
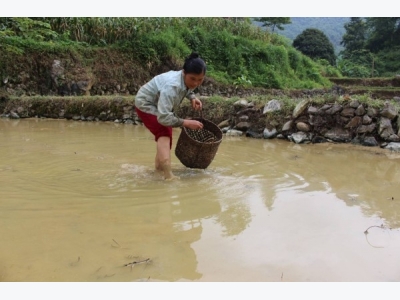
[160,160,179,181]
[165,174,180,181]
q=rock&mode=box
[76,78,95,96]
[233,99,248,109]
[10,112,20,119]
[312,136,327,143]
[324,128,352,143]
[263,99,281,114]
[235,122,251,131]
[225,129,243,136]
[292,99,310,119]
[387,134,400,142]
[290,132,311,144]
[357,124,376,134]
[385,142,400,152]
[263,127,277,139]
[380,102,398,120]
[307,106,318,115]
[349,100,360,108]
[99,112,108,121]
[340,107,355,118]
[361,136,379,147]
[355,104,365,116]
[246,130,263,139]
[325,103,342,115]
[345,116,362,129]
[320,104,332,111]
[362,115,372,125]
[218,119,230,128]
[296,122,311,132]
[378,117,395,139]
[367,107,378,118]
[282,120,293,132]
[50,60,65,87]
[221,126,230,133]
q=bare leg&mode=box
[155,151,162,172]
[156,136,179,181]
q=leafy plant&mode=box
[233,75,252,87]
[1,17,338,90]
[293,28,337,66]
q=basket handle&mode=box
[191,108,204,120]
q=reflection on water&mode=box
[1,118,400,282]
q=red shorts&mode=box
[135,108,173,149]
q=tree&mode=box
[365,17,400,53]
[293,28,336,66]
[340,17,367,58]
[254,17,291,32]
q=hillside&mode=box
[0,17,336,99]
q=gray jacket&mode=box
[134,70,196,127]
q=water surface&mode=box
[1,118,400,282]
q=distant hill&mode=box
[253,17,350,54]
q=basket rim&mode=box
[182,117,223,143]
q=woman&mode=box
[135,52,206,180]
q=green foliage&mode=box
[340,17,367,58]
[0,17,58,41]
[1,18,54,54]
[0,17,336,90]
[0,31,24,55]
[233,75,252,88]
[133,29,190,65]
[253,17,291,32]
[293,28,337,66]
[337,49,378,78]
[366,17,400,53]
[260,17,350,54]
[337,58,372,78]
[316,59,342,78]
[375,46,400,76]
[340,17,400,77]
[347,93,385,108]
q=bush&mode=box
[1,17,335,90]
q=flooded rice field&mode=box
[1,118,400,282]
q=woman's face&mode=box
[183,71,205,90]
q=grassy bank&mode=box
[0,17,336,97]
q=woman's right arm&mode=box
[182,119,204,130]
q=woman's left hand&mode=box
[191,98,202,111]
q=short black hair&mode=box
[183,52,206,75]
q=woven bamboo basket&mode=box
[175,117,223,169]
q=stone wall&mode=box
[2,94,400,152]
[221,97,400,152]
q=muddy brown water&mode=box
[1,118,400,282]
